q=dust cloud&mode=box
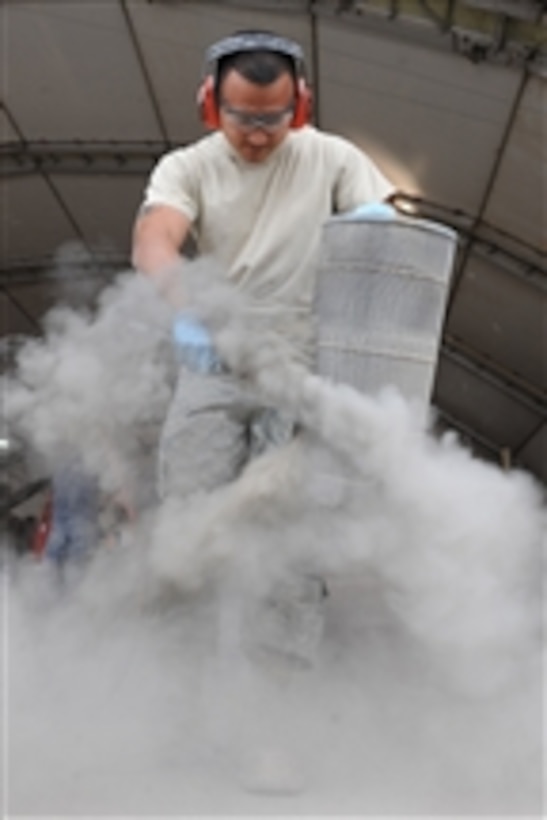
[1,259,544,817]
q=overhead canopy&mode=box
[1,0,546,483]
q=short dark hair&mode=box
[217,49,296,101]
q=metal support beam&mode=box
[1,105,89,243]
[461,1,545,23]
[512,416,546,458]
[120,0,171,145]
[0,254,128,288]
[441,334,547,413]
[169,0,310,10]
[446,64,531,315]
[433,405,545,480]
[0,282,42,334]
[470,239,547,290]
[0,478,49,517]
[1,140,170,178]
[433,405,508,457]
[313,0,547,68]
[310,1,322,125]
[391,193,546,286]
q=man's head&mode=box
[198,32,311,163]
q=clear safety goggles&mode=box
[220,103,294,133]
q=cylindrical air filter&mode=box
[315,215,458,413]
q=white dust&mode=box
[1,260,544,817]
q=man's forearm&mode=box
[132,239,181,278]
[131,204,191,278]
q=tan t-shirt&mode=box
[144,126,395,364]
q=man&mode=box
[132,30,396,499]
[132,34,397,791]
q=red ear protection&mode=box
[197,75,220,131]
[291,77,312,129]
[198,74,312,131]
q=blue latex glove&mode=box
[341,202,397,221]
[172,313,222,374]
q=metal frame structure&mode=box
[1,0,545,484]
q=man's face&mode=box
[218,69,295,163]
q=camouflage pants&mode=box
[157,368,294,500]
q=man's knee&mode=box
[158,405,250,499]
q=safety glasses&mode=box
[220,103,294,133]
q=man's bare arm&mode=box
[131,204,192,277]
